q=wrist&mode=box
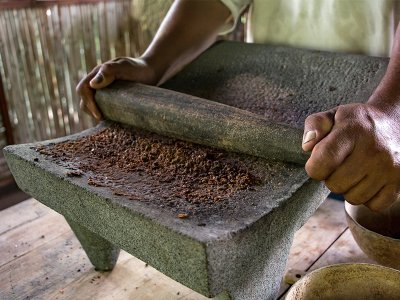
[140,54,170,85]
[367,85,400,117]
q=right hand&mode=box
[76,57,159,120]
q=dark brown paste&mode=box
[36,124,262,217]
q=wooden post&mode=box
[0,72,14,145]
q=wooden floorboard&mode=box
[309,229,374,271]
[0,198,50,235]
[0,209,70,266]
[0,181,30,210]
[1,197,373,300]
[277,198,348,297]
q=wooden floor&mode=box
[0,197,374,300]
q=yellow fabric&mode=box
[219,0,400,57]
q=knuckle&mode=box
[366,185,397,212]
[365,201,384,212]
[305,161,326,181]
[100,62,116,75]
[344,195,362,206]
[305,144,339,180]
[111,56,129,63]
[343,192,365,205]
[305,113,326,127]
[325,180,346,194]
[313,143,335,162]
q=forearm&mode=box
[141,0,231,85]
[369,22,400,110]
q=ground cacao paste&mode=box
[36,124,263,217]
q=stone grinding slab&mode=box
[3,123,326,299]
[3,42,389,300]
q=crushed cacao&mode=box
[36,124,263,216]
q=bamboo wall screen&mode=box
[0,0,174,145]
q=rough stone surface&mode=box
[66,217,120,271]
[35,123,293,223]
[3,42,389,300]
[96,83,309,165]
[163,41,388,128]
[4,137,326,299]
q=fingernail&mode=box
[303,131,317,144]
[92,73,104,84]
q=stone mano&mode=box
[3,41,388,300]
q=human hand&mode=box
[302,102,400,211]
[76,57,159,120]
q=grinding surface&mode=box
[163,42,388,128]
[33,122,308,228]
[95,83,309,165]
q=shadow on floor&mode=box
[0,181,29,210]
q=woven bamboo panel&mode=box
[0,0,173,144]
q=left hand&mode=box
[302,102,400,211]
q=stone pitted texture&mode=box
[162,41,388,128]
[66,217,120,271]
[96,83,309,165]
[3,42,389,300]
[4,126,326,300]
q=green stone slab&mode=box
[3,128,327,299]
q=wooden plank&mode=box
[0,208,69,266]
[0,198,51,235]
[277,198,348,297]
[279,229,375,299]
[1,197,363,300]
[0,231,92,300]
[0,198,207,300]
[43,251,208,300]
[0,156,11,182]
[309,229,375,271]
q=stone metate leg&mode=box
[66,218,120,271]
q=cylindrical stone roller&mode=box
[95,81,310,165]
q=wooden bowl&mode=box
[285,264,400,300]
[345,201,400,270]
